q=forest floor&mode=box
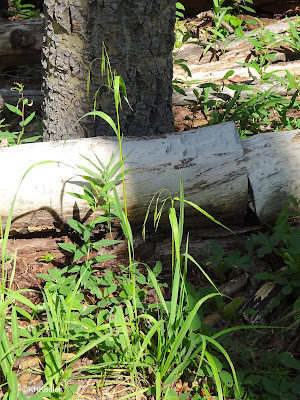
[1,5,300,400]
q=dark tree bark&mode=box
[42,0,176,141]
[0,0,8,17]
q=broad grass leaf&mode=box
[6,371,18,399]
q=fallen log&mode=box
[1,124,299,231]
[0,122,248,229]
[0,19,43,69]
[242,129,300,221]
[0,88,42,111]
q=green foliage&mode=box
[196,0,256,57]
[275,17,300,56]
[140,180,241,399]
[5,0,40,19]
[199,241,252,281]
[0,83,42,146]
[175,2,185,19]
[237,29,280,82]
[188,67,300,137]
[39,253,56,263]
[247,197,300,318]
[173,4,192,95]
[228,340,300,400]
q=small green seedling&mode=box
[39,253,56,263]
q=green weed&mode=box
[5,0,40,19]
[247,197,300,321]
[0,83,42,146]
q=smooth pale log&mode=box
[0,89,42,111]
[242,129,300,222]
[0,122,248,229]
[0,19,43,68]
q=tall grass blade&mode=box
[161,292,221,376]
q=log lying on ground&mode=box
[1,123,299,231]
[0,122,248,229]
[0,19,43,69]
[242,129,300,221]
[0,89,42,111]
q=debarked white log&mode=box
[0,122,248,229]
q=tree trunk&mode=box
[0,0,8,17]
[42,0,176,141]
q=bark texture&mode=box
[42,0,90,140]
[42,0,176,141]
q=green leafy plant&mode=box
[275,17,300,56]
[189,66,300,137]
[199,241,252,282]
[227,337,300,400]
[246,197,300,320]
[39,253,56,263]
[0,83,42,146]
[173,3,192,96]
[139,182,242,399]
[6,0,40,19]
[175,1,185,19]
[196,0,256,58]
[0,161,58,399]
[237,29,281,83]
